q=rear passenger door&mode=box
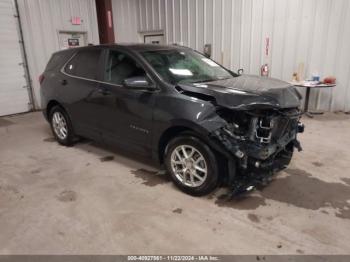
[61,48,104,139]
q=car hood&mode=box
[178,75,302,110]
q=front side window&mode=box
[64,49,101,79]
[104,50,146,85]
[141,49,234,85]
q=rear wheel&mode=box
[49,105,75,146]
[165,135,219,196]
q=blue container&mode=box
[312,75,320,82]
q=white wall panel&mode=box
[180,0,187,45]
[0,0,30,116]
[116,0,350,111]
[240,0,252,74]
[112,0,139,42]
[17,0,99,109]
[335,0,350,112]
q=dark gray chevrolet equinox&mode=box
[40,44,304,196]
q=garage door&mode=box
[0,0,30,116]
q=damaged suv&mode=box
[41,44,304,196]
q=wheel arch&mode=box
[46,100,62,118]
[158,126,196,164]
[157,122,222,162]
[157,124,234,186]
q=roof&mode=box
[53,43,189,55]
[102,43,189,52]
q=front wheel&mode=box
[165,135,219,196]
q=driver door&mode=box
[94,49,156,155]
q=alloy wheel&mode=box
[52,111,68,140]
[170,145,208,187]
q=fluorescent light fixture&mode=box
[227,89,248,95]
[169,68,193,76]
[201,58,219,67]
[193,83,208,88]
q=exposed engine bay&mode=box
[176,75,305,195]
[211,107,304,195]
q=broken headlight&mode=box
[250,116,274,144]
[216,108,251,140]
[217,107,302,145]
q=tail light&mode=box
[39,74,45,84]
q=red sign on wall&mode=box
[71,17,81,25]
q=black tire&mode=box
[49,105,75,146]
[165,134,219,196]
[278,142,294,168]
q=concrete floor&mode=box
[0,111,350,255]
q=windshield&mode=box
[141,49,234,85]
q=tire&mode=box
[165,134,219,196]
[278,142,294,168]
[49,105,75,146]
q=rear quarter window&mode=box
[64,49,101,80]
[45,53,66,71]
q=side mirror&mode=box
[237,69,244,75]
[123,76,155,91]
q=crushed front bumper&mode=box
[210,121,304,196]
[228,148,294,196]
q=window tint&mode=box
[141,49,233,85]
[46,53,65,71]
[104,51,146,85]
[64,49,101,79]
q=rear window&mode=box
[64,49,101,79]
[45,52,66,71]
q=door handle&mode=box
[61,79,68,85]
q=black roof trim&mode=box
[51,43,190,55]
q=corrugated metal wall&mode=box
[115,0,350,112]
[17,0,100,109]
[112,0,139,42]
